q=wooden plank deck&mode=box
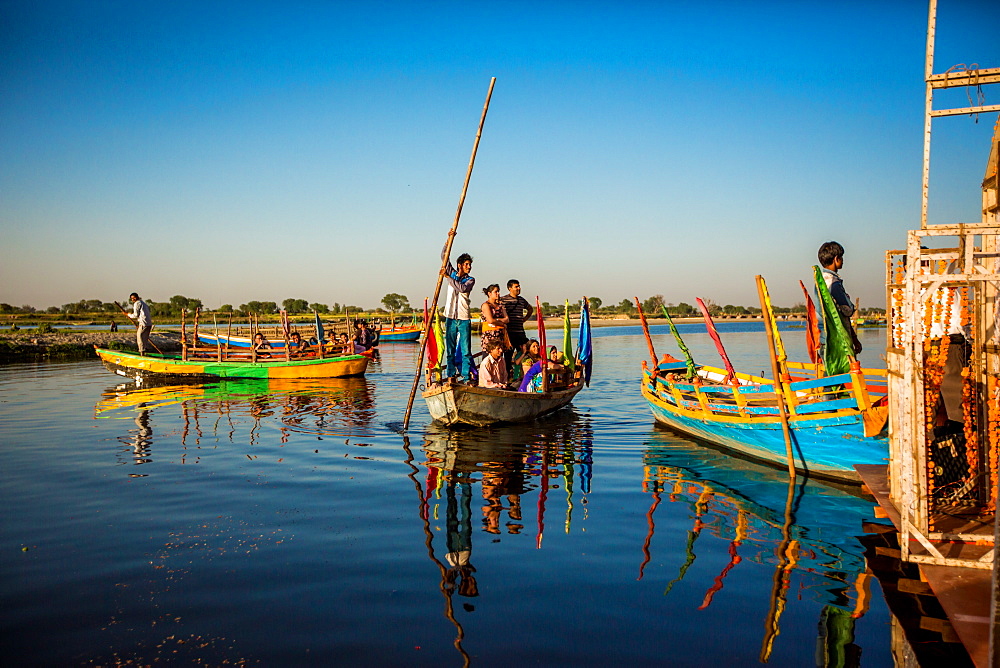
[856,464,992,668]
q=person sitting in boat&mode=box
[252,332,272,358]
[478,339,508,389]
[510,339,541,385]
[335,332,354,355]
[480,284,510,354]
[353,319,377,351]
[289,331,311,357]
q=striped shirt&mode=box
[500,295,533,334]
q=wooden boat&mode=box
[95,346,369,384]
[376,325,421,342]
[641,358,888,483]
[196,333,376,357]
[423,375,584,427]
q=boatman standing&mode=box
[125,292,153,356]
[441,232,475,381]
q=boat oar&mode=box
[403,77,496,431]
[113,300,164,355]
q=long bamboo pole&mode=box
[403,77,496,431]
[756,275,797,480]
[756,278,800,663]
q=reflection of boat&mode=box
[423,379,584,427]
[642,432,874,594]
[641,431,873,660]
[95,346,369,383]
[641,360,888,483]
[96,376,377,437]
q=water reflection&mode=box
[95,377,377,467]
[398,412,595,665]
[643,426,872,665]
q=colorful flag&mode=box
[426,309,445,371]
[562,300,575,371]
[695,298,737,383]
[813,265,855,376]
[757,277,788,367]
[313,310,326,345]
[660,306,697,380]
[577,298,593,386]
[798,280,821,367]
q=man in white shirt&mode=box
[126,292,153,355]
[441,237,475,380]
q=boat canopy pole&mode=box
[403,77,497,431]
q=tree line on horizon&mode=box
[2,292,886,319]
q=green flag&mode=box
[661,305,698,380]
[813,265,855,376]
[562,300,575,370]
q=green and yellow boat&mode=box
[94,346,369,384]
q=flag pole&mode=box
[403,77,496,431]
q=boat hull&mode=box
[423,381,582,427]
[377,328,421,342]
[641,376,887,483]
[95,347,369,383]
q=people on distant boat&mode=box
[441,234,476,381]
[109,320,118,332]
[478,339,508,389]
[818,241,862,355]
[125,292,152,356]
[480,283,510,354]
[252,332,272,358]
[289,331,311,357]
[353,319,377,351]
[499,279,533,374]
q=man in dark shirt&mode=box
[499,279,534,373]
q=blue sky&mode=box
[2,1,997,312]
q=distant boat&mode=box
[94,346,369,384]
[376,325,421,342]
[641,358,888,484]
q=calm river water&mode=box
[1,323,892,666]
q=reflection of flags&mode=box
[813,265,854,376]
[562,300,575,371]
[660,306,697,380]
[313,310,326,345]
[799,280,821,367]
[427,310,445,370]
[577,298,593,386]
[696,298,736,383]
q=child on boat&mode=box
[478,339,508,389]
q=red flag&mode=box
[799,280,821,366]
[696,298,737,384]
[536,297,547,390]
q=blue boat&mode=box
[641,359,888,483]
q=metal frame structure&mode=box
[886,0,1000,572]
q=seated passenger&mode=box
[353,319,377,351]
[289,331,311,357]
[511,339,541,384]
[478,340,508,389]
[252,332,272,358]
